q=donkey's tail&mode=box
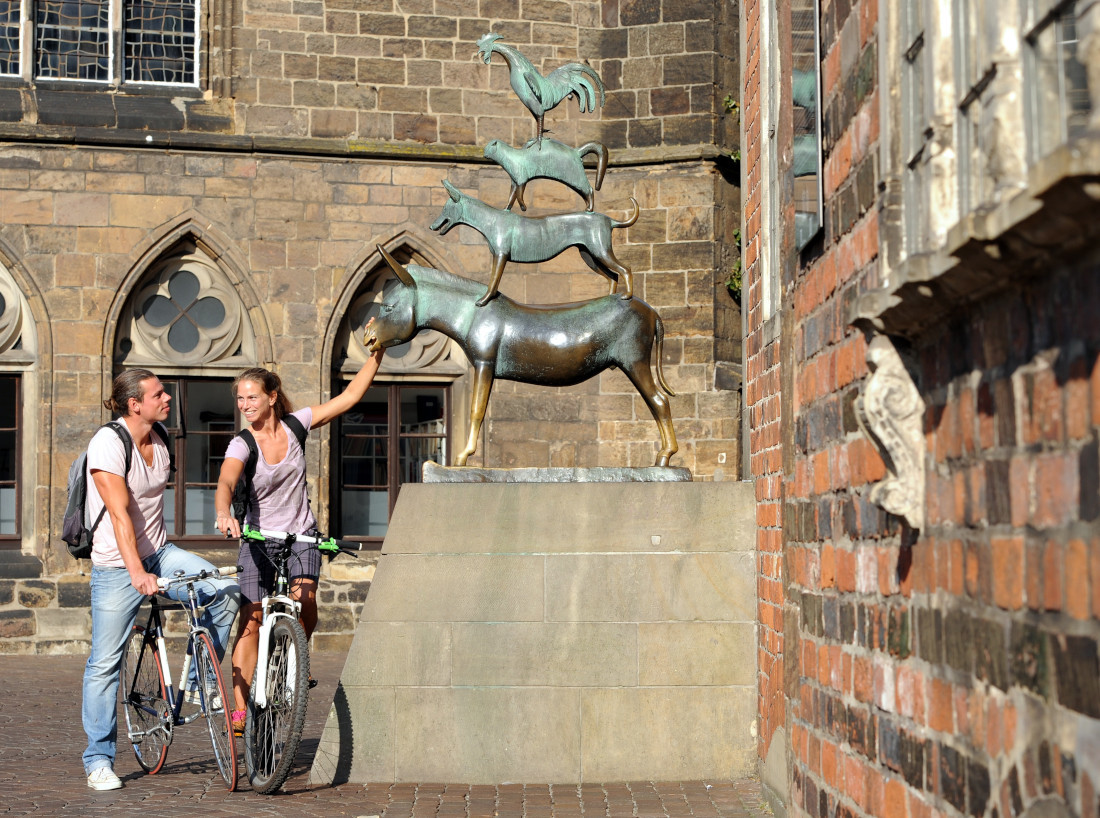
[612,197,640,229]
[654,313,676,396]
[578,141,609,191]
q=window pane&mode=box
[341,436,388,486]
[334,381,450,539]
[162,380,179,428]
[0,1,19,75]
[184,487,216,535]
[339,488,389,538]
[792,0,822,250]
[400,387,444,427]
[36,0,109,81]
[124,0,196,84]
[1031,9,1090,160]
[164,485,175,532]
[0,430,14,480]
[400,437,445,483]
[0,376,16,538]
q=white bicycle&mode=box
[238,524,362,794]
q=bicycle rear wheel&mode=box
[245,617,310,794]
[120,626,170,774]
[192,631,238,791]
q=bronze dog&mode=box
[430,180,638,306]
[365,245,678,467]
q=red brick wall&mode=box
[740,0,786,770]
[754,0,1100,814]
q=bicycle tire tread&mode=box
[120,626,170,775]
[244,617,310,794]
[193,632,238,791]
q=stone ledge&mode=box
[854,137,1100,339]
[0,123,722,168]
[423,461,693,483]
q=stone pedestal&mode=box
[309,470,757,785]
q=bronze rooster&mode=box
[476,33,606,143]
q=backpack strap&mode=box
[87,422,134,540]
[282,413,308,452]
[234,428,260,523]
[232,414,308,523]
[150,420,176,475]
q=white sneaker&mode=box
[87,767,123,791]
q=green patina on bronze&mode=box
[485,137,608,212]
[365,246,679,468]
[431,180,638,305]
[476,33,605,145]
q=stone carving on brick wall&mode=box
[116,243,255,368]
[854,334,926,530]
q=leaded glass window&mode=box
[22,0,198,84]
[124,0,196,84]
[0,2,20,76]
[35,0,109,80]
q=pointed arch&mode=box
[321,227,469,381]
[0,237,50,364]
[102,211,274,372]
[0,236,50,563]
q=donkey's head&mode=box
[364,245,419,354]
[429,180,467,235]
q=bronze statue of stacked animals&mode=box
[364,36,679,468]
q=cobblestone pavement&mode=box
[0,652,772,818]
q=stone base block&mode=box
[310,475,757,785]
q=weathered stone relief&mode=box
[854,333,926,531]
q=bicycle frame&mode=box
[241,526,357,708]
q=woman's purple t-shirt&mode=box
[224,407,316,535]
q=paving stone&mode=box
[0,651,772,818]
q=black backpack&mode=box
[231,413,308,525]
[62,421,174,560]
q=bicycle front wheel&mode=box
[192,631,238,791]
[120,626,170,774]
[245,617,310,794]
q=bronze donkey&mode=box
[430,180,638,306]
[364,245,678,467]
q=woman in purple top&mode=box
[213,341,383,735]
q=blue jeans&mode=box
[81,543,240,774]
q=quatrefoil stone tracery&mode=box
[123,252,248,366]
[142,270,228,355]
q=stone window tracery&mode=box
[115,242,255,370]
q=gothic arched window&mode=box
[115,240,256,546]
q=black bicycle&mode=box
[239,524,363,794]
[119,565,241,791]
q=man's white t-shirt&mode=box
[85,421,170,567]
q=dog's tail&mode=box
[654,313,676,396]
[578,142,609,191]
[612,197,640,229]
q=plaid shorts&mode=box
[236,535,321,605]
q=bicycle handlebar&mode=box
[156,564,241,591]
[239,524,365,554]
